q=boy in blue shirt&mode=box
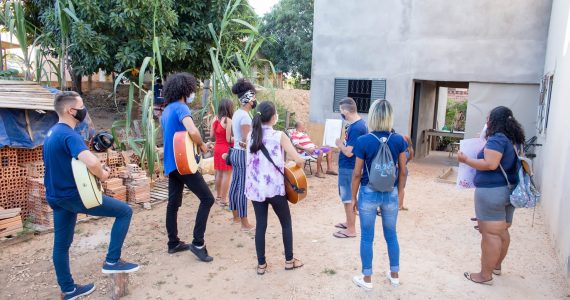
[43,91,138,300]
[160,73,215,262]
[333,97,368,238]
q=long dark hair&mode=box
[250,101,276,153]
[486,106,525,145]
[217,98,234,119]
[163,73,196,105]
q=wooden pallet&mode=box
[150,180,172,203]
[149,176,214,203]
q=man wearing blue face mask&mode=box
[333,97,367,239]
[43,91,139,300]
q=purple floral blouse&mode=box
[245,125,286,202]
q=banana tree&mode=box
[111,0,163,177]
[207,0,277,117]
[1,0,37,80]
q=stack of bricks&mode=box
[19,161,44,178]
[105,150,126,181]
[16,147,43,164]
[27,177,88,227]
[27,177,53,227]
[123,164,151,204]
[102,178,127,202]
[107,150,125,168]
[0,148,30,219]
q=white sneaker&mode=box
[386,271,400,286]
[352,275,373,290]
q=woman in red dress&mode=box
[210,99,234,206]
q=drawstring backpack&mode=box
[499,145,541,208]
[365,133,397,192]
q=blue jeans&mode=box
[338,168,354,203]
[47,195,133,293]
[358,185,400,276]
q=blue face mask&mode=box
[186,93,196,104]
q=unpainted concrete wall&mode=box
[464,83,539,139]
[534,0,570,278]
[310,0,552,135]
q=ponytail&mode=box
[249,101,276,153]
[250,114,264,153]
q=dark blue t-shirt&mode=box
[354,131,408,187]
[474,133,520,188]
[161,101,192,175]
[154,84,164,105]
[339,119,368,169]
[43,123,89,200]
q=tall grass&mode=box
[207,0,277,116]
[111,0,163,177]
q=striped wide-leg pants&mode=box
[229,149,248,218]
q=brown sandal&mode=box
[257,263,267,275]
[285,258,304,270]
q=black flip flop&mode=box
[333,231,356,238]
[470,217,478,221]
[464,272,493,285]
[334,223,347,229]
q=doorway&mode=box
[410,81,469,159]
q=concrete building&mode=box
[535,0,570,278]
[309,0,552,158]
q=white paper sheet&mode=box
[322,119,343,148]
[456,138,486,189]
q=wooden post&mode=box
[285,111,291,130]
[201,79,210,108]
[110,273,129,299]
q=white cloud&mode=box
[249,0,279,16]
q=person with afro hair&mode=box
[160,72,216,262]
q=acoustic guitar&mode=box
[173,131,201,175]
[71,158,104,209]
[284,161,308,204]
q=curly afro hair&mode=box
[231,78,256,98]
[163,73,197,105]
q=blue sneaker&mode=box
[62,283,96,300]
[101,259,140,274]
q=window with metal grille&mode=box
[333,78,386,113]
[348,80,372,113]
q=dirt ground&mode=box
[1,152,569,299]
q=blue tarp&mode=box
[0,87,96,149]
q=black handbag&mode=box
[225,148,233,166]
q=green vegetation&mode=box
[260,0,314,81]
[445,99,467,131]
[1,0,284,177]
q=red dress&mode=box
[213,118,232,171]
